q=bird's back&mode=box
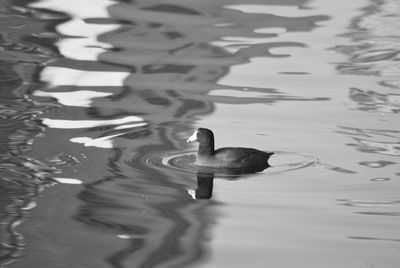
[212,147,272,168]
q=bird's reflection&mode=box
[188,172,214,200]
[189,165,271,200]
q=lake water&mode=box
[0,0,399,267]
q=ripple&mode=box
[370,177,391,182]
[360,160,397,168]
[143,151,318,178]
[338,199,400,208]
[348,236,400,243]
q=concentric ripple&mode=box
[144,150,319,177]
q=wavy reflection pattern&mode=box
[336,0,400,112]
[336,0,400,79]
[335,0,399,184]
[0,2,61,265]
[73,1,326,267]
[2,0,330,267]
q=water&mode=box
[0,0,399,267]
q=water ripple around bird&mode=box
[143,151,319,178]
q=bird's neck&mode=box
[198,139,214,156]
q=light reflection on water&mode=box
[0,0,399,268]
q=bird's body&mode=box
[197,147,270,168]
[187,128,273,172]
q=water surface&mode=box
[0,0,399,267]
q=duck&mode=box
[187,127,273,172]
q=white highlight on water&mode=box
[42,116,144,129]
[34,90,113,107]
[40,66,128,87]
[53,178,83,185]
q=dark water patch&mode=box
[348,236,400,243]
[337,199,400,208]
[356,211,400,217]
[278,71,310,75]
[143,4,202,15]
